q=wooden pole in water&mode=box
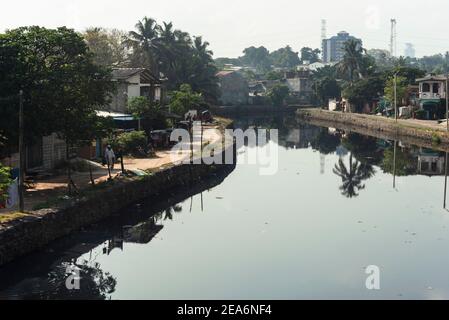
[18,90,25,212]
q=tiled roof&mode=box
[111,68,146,80]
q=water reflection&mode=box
[3,115,449,299]
[235,115,449,201]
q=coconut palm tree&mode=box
[127,17,161,73]
[338,39,364,83]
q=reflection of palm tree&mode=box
[333,154,375,198]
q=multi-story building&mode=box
[416,74,447,119]
[322,31,362,63]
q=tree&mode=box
[127,96,162,131]
[270,46,300,69]
[384,75,408,107]
[265,70,284,80]
[0,27,115,193]
[126,17,219,103]
[84,28,129,67]
[384,66,425,85]
[126,17,161,74]
[240,46,271,73]
[0,164,12,203]
[300,47,321,64]
[367,49,394,71]
[315,78,341,105]
[338,40,365,82]
[267,84,290,106]
[169,84,205,116]
[342,76,385,112]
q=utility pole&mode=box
[18,90,25,212]
[446,73,449,132]
[394,73,398,122]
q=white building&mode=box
[109,68,164,113]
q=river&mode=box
[1,114,449,300]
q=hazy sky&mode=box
[1,0,448,58]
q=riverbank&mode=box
[298,109,449,147]
[212,105,311,117]
[0,120,236,267]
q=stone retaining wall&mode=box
[298,109,449,146]
[0,149,236,267]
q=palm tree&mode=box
[338,39,364,83]
[333,153,375,198]
[127,17,161,73]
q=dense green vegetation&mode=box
[0,26,114,154]
[0,164,12,202]
[85,17,219,104]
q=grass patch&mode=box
[0,212,31,224]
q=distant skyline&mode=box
[1,0,448,59]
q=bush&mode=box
[114,131,148,157]
[0,164,12,202]
[432,133,442,145]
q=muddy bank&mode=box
[298,109,449,149]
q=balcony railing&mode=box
[419,92,446,99]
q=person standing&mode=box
[104,145,116,179]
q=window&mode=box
[433,83,439,94]
[140,86,150,98]
[422,83,430,92]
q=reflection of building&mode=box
[281,125,321,149]
[322,31,362,63]
[123,219,163,244]
[104,218,164,255]
[417,150,445,176]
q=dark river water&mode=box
[2,114,449,300]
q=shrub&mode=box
[432,133,442,145]
[114,131,148,157]
[0,164,12,202]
